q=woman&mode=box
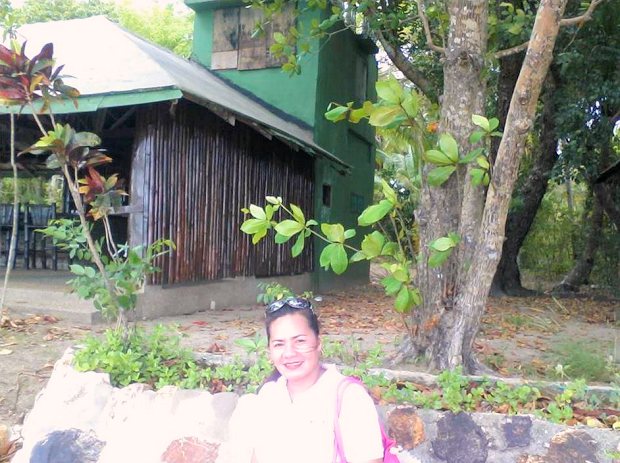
[249,296,384,463]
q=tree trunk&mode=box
[554,192,604,292]
[594,182,620,231]
[411,0,488,369]
[407,0,568,373]
[491,70,559,296]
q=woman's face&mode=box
[268,312,322,387]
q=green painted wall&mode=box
[312,27,378,291]
[189,1,319,126]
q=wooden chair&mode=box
[23,204,57,270]
[0,204,18,267]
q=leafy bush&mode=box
[73,325,272,391]
[74,325,618,428]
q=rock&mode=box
[161,437,219,463]
[504,416,532,448]
[432,412,488,463]
[387,407,426,450]
[30,429,104,463]
[546,430,599,463]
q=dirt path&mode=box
[1,284,618,428]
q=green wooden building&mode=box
[186,0,378,291]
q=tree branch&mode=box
[376,30,439,102]
[415,0,446,54]
[493,0,605,59]
[493,41,530,60]
[559,0,605,26]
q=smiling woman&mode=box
[240,297,385,463]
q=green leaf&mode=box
[240,218,269,234]
[375,79,403,104]
[427,166,456,186]
[84,266,96,278]
[369,105,405,127]
[253,227,267,243]
[394,286,411,313]
[468,130,485,144]
[472,114,490,132]
[476,156,490,169]
[330,244,348,274]
[470,168,490,186]
[273,32,287,44]
[275,232,293,244]
[70,264,85,275]
[380,179,398,204]
[430,237,457,252]
[401,92,420,118]
[249,204,266,220]
[321,223,345,243]
[306,219,318,227]
[392,266,409,282]
[428,249,451,267]
[275,220,304,237]
[438,133,459,162]
[409,288,422,306]
[290,203,305,223]
[381,242,399,256]
[358,200,393,226]
[424,149,455,166]
[349,101,372,123]
[360,231,385,258]
[488,118,500,132]
[265,196,282,205]
[291,233,305,257]
[320,243,348,274]
[325,105,349,122]
[381,275,402,296]
[460,147,484,164]
[350,251,367,263]
[344,229,356,239]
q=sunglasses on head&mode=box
[265,296,315,316]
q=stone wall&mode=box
[11,349,620,463]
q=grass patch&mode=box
[550,341,616,383]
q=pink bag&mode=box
[333,377,400,463]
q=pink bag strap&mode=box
[333,377,364,463]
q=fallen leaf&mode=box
[0,349,12,355]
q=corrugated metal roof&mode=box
[1,16,348,169]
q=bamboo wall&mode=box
[134,101,314,286]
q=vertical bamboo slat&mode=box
[135,101,315,286]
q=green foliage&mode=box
[256,281,293,305]
[520,182,619,293]
[487,381,540,414]
[540,379,587,424]
[74,325,203,388]
[0,176,62,206]
[39,218,175,320]
[75,327,617,427]
[6,0,193,58]
[74,325,274,391]
[11,0,117,25]
[116,3,194,57]
[256,281,314,305]
[551,341,617,383]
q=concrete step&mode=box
[0,269,102,325]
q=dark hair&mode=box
[265,301,320,341]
